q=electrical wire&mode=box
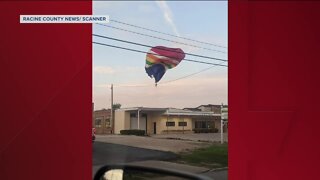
[111,65,218,88]
[109,19,227,49]
[93,41,228,67]
[95,23,227,54]
[159,65,216,85]
[93,34,227,62]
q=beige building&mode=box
[114,107,221,135]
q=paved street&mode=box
[203,170,228,180]
[93,138,228,180]
[93,141,178,176]
[95,135,211,153]
[93,141,178,165]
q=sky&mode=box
[93,1,228,110]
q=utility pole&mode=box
[182,116,184,134]
[110,84,113,134]
[221,103,224,144]
[166,109,169,134]
[137,108,140,130]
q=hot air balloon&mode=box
[145,46,185,85]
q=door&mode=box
[153,122,156,134]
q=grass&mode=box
[177,143,228,169]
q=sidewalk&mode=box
[151,133,228,143]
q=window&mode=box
[95,119,102,127]
[130,113,147,118]
[195,121,214,129]
[166,122,175,126]
[178,122,187,126]
[130,113,136,118]
[105,119,110,127]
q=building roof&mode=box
[183,107,201,111]
[164,108,220,116]
[116,107,220,117]
[196,104,223,108]
[115,107,167,112]
[94,108,111,112]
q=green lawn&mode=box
[177,143,228,169]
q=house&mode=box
[186,104,228,133]
[114,107,222,135]
[183,107,201,111]
[196,104,222,114]
[196,104,228,133]
[93,108,112,134]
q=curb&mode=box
[208,167,228,172]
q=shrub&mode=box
[120,129,145,136]
[193,128,219,133]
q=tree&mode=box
[112,103,121,110]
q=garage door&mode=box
[130,117,146,131]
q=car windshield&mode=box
[92,1,228,180]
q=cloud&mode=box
[138,3,156,13]
[94,66,116,74]
[93,75,227,110]
[94,66,142,75]
[155,1,180,36]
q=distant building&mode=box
[196,104,222,114]
[183,107,201,111]
[93,108,112,134]
[185,104,228,133]
[114,107,222,135]
[92,103,94,127]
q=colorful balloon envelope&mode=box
[145,46,185,84]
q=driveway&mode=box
[95,135,211,153]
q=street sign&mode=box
[221,107,228,120]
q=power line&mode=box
[95,23,227,54]
[110,19,227,49]
[113,84,149,88]
[111,65,218,88]
[159,66,216,85]
[93,34,227,62]
[93,41,228,67]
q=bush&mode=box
[120,129,145,136]
[193,128,219,133]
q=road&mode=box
[95,134,210,153]
[93,141,227,180]
[93,141,178,176]
[203,170,228,180]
